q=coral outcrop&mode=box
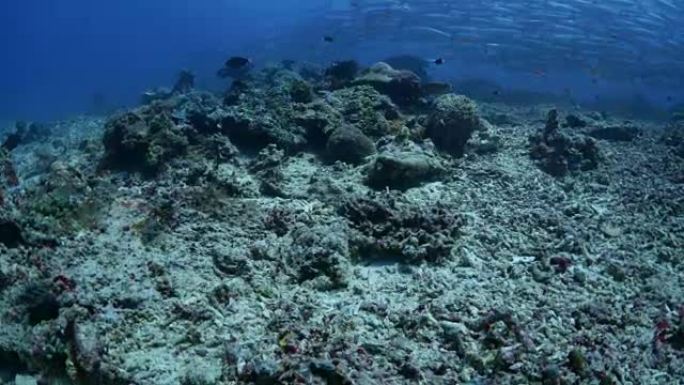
[352,62,422,106]
[102,106,190,174]
[365,141,445,190]
[326,124,376,164]
[326,85,400,139]
[529,109,600,177]
[426,94,482,157]
[220,70,314,152]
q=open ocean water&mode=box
[1,0,683,120]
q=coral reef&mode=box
[0,62,682,385]
[22,165,104,237]
[221,71,311,152]
[1,148,19,189]
[17,281,61,326]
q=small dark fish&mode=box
[225,56,251,69]
[422,82,452,95]
[434,58,445,65]
[492,89,501,96]
[323,36,334,43]
[666,95,673,102]
[218,56,253,78]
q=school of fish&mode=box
[307,0,684,88]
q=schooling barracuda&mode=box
[314,0,684,86]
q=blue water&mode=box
[1,0,682,121]
[0,0,304,120]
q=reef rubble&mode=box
[0,62,682,385]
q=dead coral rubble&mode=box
[339,193,463,263]
[588,122,641,142]
[279,222,352,289]
[663,121,684,158]
[3,62,682,385]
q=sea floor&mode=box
[0,67,683,385]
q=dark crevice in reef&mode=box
[0,220,25,248]
[226,123,274,154]
[0,350,29,380]
[20,282,61,326]
[0,349,70,385]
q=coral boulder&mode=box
[326,125,376,164]
[426,94,481,157]
[352,62,422,106]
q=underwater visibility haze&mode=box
[1,0,683,120]
[0,1,683,384]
